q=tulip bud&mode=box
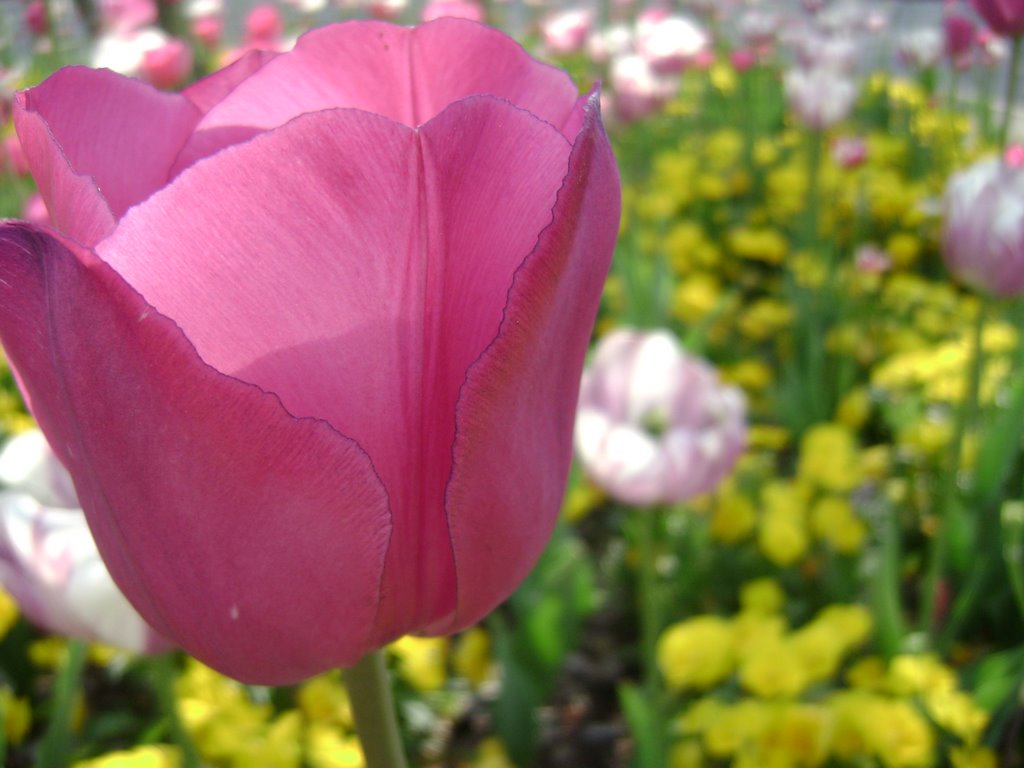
[942,153,1024,297]
[141,37,194,90]
[575,329,747,506]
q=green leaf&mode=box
[972,375,1024,505]
[618,683,666,768]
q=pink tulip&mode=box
[575,330,747,506]
[421,0,482,22]
[191,14,223,48]
[244,3,284,47]
[0,19,619,684]
[24,0,48,36]
[971,0,1024,38]
[0,431,170,653]
[942,153,1024,297]
[832,135,868,168]
[944,12,976,63]
[141,37,194,89]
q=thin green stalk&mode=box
[920,298,990,638]
[36,639,88,768]
[636,508,666,768]
[151,655,201,768]
[1000,36,1023,151]
[343,650,408,768]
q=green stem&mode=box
[636,508,666,767]
[36,639,88,768]
[921,298,990,638]
[343,650,408,768]
[151,655,201,768]
[1000,36,1023,151]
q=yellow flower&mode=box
[758,509,809,567]
[562,481,604,523]
[814,604,873,652]
[739,637,808,698]
[703,700,771,758]
[306,723,365,768]
[452,627,493,686]
[1,686,31,746]
[672,273,722,324]
[836,387,872,429]
[658,616,736,691]
[71,747,182,768]
[887,654,956,697]
[722,359,774,393]
[732,611,788,662]
[475,738,516,768]
[739,578,785,615]
[389,635,448,692]
[790,625,845,685]
[0,585,18,640]
[810,496,867,554]
[727,227,789,264]
[705,129,744,169]
[710,485,758,544]
[950,746,999,768]
[755,703,832,768]
[923,689,989,744]
[758,483,810,567]
[845,656,887,690]
[886,231,922,269]
[710,62,737,93]
[670,738,705,768]
[864,698,935,768]
[297,672,353,728]
[747,425,790,451]
[797,423,862,493]
[738,298,793,341]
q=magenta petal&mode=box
[0,223,391,684]
[98,98,574,643]
[171,18,579,174]
[441,93,620,632]
[15,68,201,239]
[181,49,278,115]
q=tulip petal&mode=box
[15,68,201,242]
[0,223,391,684]
[441,92,620,631]
[171,18,579,174]
[182,49,278,115]
[98,97,574,641]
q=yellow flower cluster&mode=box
[657,599,872,697]
[708,423,868,563]
[665,634,994,767]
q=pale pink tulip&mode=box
[540,8,592,55]
[575,330,746,506]
[942,153,1024,297]
[784,66,857,129]
[0,19,619,684]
